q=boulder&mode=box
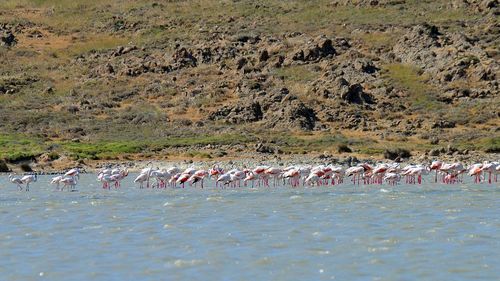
[266,100,318,130]
[0,160,9,172]
[259,50,270,62]
[208,102,263,124]
[432,120,456,129]
[1,31,16,47]
[172,47,197,68]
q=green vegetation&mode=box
[383,64,442,112]
[0,133,256,161]
[0,134,45,162]
[274,65,319,83]
[479,137,500,153]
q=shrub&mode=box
[47,152,60,161]
[0,160,9,172]
[20,163,32,172]
[483,138,500,153]
[337,144,352,153]
[384,148,411,160]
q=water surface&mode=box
[1,175,499,280]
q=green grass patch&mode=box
[274,65,319,83]
[61,141,145,160]
[357,147,385,155]
[60,134,255,160]
[0,134,45,162]
[478,137,500,153]
[383,63,442,112]
[356,32,399,49]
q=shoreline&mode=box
[2,150,498,174]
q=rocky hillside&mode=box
[0,0,498,167]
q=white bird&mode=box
[9,174,23,190]
[20,174,37,191]
[134,173,149,189]
[64,168,80,179]
[50,175,64,190]
[216,173,232,188]
[60,177,78,191]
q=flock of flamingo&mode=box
[5,160,499,191]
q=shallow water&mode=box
[1,174,499,281]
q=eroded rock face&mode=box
[341,83,375,104]
[266,100,318,131]
[451,0,499,14]
[172,47,198,68]
[291,37,337,62]
[393,24,442,68]
[208,102,263,124]
[314,76,376,105]
[393,23,499,101]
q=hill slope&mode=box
[0,0,498,168]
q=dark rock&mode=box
[0,160,9,172]
[208,102,263,124]
[341,83,375,104]
[337,144,352,153]
[65,105,79,114]
[236,57,247,70]
[259,50,269,62]
[297,38,336,62]
[432,120,456,129]
[1,31,16,47]
[292,50,304,61]
[27,30,43,38]
[235,35,260,44]
[447,144,457,154]
[20,163,32,172]
[273,55,285,68]
[64,127,86,136]
[267,101,318,130]
[384,148,411,160]
[353,58,378,74]
[430,137,439,145]
[255,142,273,153]
[172,47,197,68]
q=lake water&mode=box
[1,174,499,280]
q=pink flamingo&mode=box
[209,164,224,187]
[304,173,321,186]
[480,162,498,184]
[188,170,208,188]
[50,175,64,190]
[468,163,483,183]
[345,166,364,185]
[64,168,80,181]
[283,168,300,187]
[176,173,191,188]
[134,173,149,189]
[430,160,443,182]
[371,164,389,184]
[383,172,400,186]
[243,171,258,187]
[253,166,270,186]
[110,169,128,188]
[60,177,78,191]
[264,167,282,187]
